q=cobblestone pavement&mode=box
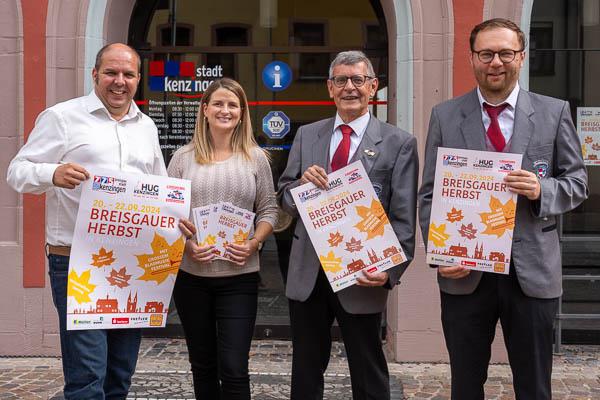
[1,339,598,399]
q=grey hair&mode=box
[328,51,376,78]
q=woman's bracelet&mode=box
[250,237,263,250]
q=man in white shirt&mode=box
[7,43,166,400]
[418,19,587,399]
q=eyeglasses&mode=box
[329,74,375,88]
[472,49,524,64]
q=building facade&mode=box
[1,0,599,360]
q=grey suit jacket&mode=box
[277,115,418,314]
[418,89,588,299]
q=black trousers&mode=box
[441,269,558,400]
[173,270,258,400]
[289,270,390,400]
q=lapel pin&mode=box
[364,149,376,157]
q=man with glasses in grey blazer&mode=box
[278,51,418,400]
[418,18,588,399]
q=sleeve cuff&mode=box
[39,163,61,187]
[530,178,548,218]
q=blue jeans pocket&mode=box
[48,255,69,311]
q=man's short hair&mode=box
[470,18,527,51]
[94,43,142,72]
[328,51,376,79]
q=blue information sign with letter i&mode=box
[262,111,291,139]
[262,61,292,92]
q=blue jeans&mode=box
[48,254,141,400]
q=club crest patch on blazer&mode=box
[372,182,383,198]
[533,159,549,178]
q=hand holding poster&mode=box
[210,202,255,259]
[66,168,191,330]
[192,204,219,246]
[290,161,407,292]
[426,147,522,274]
[196,202,255,260]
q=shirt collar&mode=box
[85,90,142,121]
[333,112,370,137]
[477,82,520,110]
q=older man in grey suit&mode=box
[278,51,418,399]
[418,19,588,399]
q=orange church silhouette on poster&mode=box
[70,291,167,315]
[429,242,508,264]
[333,245,401,282]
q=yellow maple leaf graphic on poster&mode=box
[200,234,217,246]
[91,247,116,268]
[479,196,516,238]
[428,222,450,248]
[354,198,389,240]
[136,233,185,284]
[233,229,249,244]
[319,251,343,273]
[67,269,96,304]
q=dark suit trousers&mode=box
[441,268,558,400]
[289,269,390,400]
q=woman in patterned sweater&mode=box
[168,78,277,400]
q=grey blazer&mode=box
[277,115,418,314]
[418,89,588,299]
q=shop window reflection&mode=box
[209,25,251,78]
[292,22,329,80]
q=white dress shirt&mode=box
[329,112,370,164]
[477,82,520,145]
[7,90,167,246]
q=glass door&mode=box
[129,0,389,338]
[530,0,600,342]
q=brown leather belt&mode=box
[47,245,71,257]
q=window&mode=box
[292,22,329,80]
[529,22,555,76]
[208,25,250,77]
[158,24,193,46]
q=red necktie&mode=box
[331,125,353,172]
[483,103,508,152]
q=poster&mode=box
[66,168,191,330]
[290,161,407,292]
[195,202,255,260]
[426,147,522,274]
[577,107,600,166]
[192,203,219,246]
